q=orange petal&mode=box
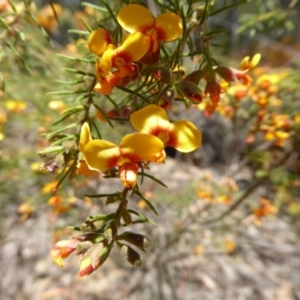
[155,12,182,41]
[117,4,154,33]
[88,28,113,56]
[94,73,121,95]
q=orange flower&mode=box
[253,198,277,219]
[37,4,62,30]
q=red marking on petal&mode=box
[79,264,94,277]
[149,126,177,148]
[155,26,168,41]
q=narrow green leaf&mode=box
[56,159,78,189]
[63,68,95,77]
[47,90,87,96]
[86,213,116,222]
[61,105,85,115]
[48,0,60,24]
[55,79,89,85]
[208,0,249,17]
[78,16,92,32]
[38,146,64,155]
[101,0,118,24]
[127,209,156,225]
[90,119,102,139]
[0,18,9,30]
[51,111,81,126]
[68,29,90,36]
[57,54,94,63]
[82,2,108,12]
[134,190,158,215]
[46,123,78,140]
[50,135,76,147]
[93,104,114,128]
[138,172,168,188]
[8,0,16,12]
[85,192,121,198]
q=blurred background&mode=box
[1,1,300,299]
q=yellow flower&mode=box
[5,100,26,113]
[117,4,182,53]
[295,113,300,125]
[111,32,150,77]
[130,105,201,153]
[48,100,67,112]
[42,180,58,193]
[79,122,165,188]
[240,53,261,70]
[92,32,149,94]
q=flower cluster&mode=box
[47,2,264,277]
[88,4,182,95]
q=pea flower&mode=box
[79,122,165,188]
[88,28,113,56]
[94,44,121,95]
[117,4,182,54]
[90,32,150,94]
[130,105,201,153]
[50,239,80,267]
[111,32,150,78]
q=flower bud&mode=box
[117,243,142,267]
[119,163,139,189]
[153,67,173,84]
[178,80,203,103]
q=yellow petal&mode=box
[295,113,300,125]
[83,140,120,171]
[155,12,182,41]
[130,104,170,133]
[171,120,202,153]
[50,249,64,266]
[274,131,289,139]
[120,133,164,162]
[250,53,261,68]
[96,44,116,77]
[79,122,92,152]
[113,32,150,64]
[117,4,154,33]
[88,28,112,56]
